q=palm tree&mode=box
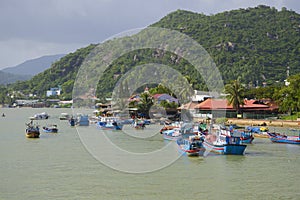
[225,79,245,114]
[137,92,153,118]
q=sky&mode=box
[0,0,299,69]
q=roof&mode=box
[153,93,178,103]
[194,98,278,111]
[178,102,199,110]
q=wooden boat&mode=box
[42,124,58,133]
[203,129,247,155]
[176,135,205,156]
[162,128,182,141]
[25,121,40,138]
[268,132,300,145]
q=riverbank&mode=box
[226,118,300,128]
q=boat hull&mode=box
[241,136,254,144]
[203,141,246,155]
[42,128,58,133]
[97,122,123,130]
[176,138,205,156]
[26,131,40,138]
[269,136,300,144]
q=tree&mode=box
[137,92,153,118]
[225,79,245,114]
[275,74,300,114]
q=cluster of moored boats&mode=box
[25,112,58,138]
[25,112,300,155]
[161,122,300,156]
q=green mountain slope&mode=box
[6,5,300,100]
[151,5,300,85]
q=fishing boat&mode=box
[25,121,40,138]
[97,117,123,130]
[69,117,76,127]
[97,121,123,130]
[203,127,247,155]
[132,119,146,129]
[59,113,70,120]
[162,128,182,141]
[42,124,58,133]
[29,112,49,120]
[76,114,89,126]
[176,135,205,156]
[224,127,254,144]
[240,132,254,143]
[246,126,269,138]
[268,132,300,145]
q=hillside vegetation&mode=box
[3,5,300,101]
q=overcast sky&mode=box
[0,0,299,69]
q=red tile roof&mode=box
[194,98,278,111]
[194,99,233,110]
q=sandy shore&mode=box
[226,118,300,128]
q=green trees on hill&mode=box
[0,5,300,114]
[274,74,300,114]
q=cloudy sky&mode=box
[0,0,299,69]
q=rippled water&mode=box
[0,108,299,200]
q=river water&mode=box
[0,108,299,200]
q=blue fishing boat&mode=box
[229,126,254,143]
[69,117,75,127]
[176,135,205,156]
[203,130,247,155]
[268,132,300,145]
[97,121,123,130]
[76,114,89,126]
[239,131,254,144]
[97,117,123,130]
[42,124,58,133]
[162,128,182,141]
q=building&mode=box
[46,87,61,97]
[194,98,279,119]
[152,93,178,104]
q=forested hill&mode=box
[151,5,300,86]
[7,5,300,100]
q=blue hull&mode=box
[203,141,246,155]
[224,144,247,155]
[270,137,300,144]
[241,136,254,144]
[43,129,58,133]
[97,122,123,130]
[176,137,205,156]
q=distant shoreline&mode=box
[226,118,300,128]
